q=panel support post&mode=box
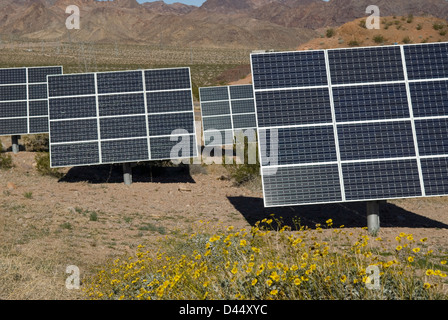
[367,201,381,236]
[11,135,20,154]
[123,163,133,186]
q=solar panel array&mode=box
[0,66,63,136]
[251,42,448,207]
[200,85,257,146]
[48,68,198,168]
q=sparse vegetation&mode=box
[407,14,414,24]
[402,36,413,44]
[326,28,336,38]
[22,134,49,152]
[34,152,63,179]
[0,143,13,170]
[373,35,387,44]
[23,192,33,199]
[433,23,445,31]
[348,40,360,47]
[416,24,423,30]
[84,219,448,300]
[359,20,367,29]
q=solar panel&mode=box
[0,66,63,136]
[251,42,448,207]
[48,68,198,168]
[200,84,257,147]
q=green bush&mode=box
[0,143,13,170]
[433,23,445,31]
[373,35,386,44]
[402,36,413,44]
[223,135,260,186]
[348,40,360,47]
[326,28,336,38]
[22,134,49,152]
[35,152,63,179]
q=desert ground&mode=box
[0,39,447,300]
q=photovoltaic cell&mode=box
[0,66,63,136]
[48,68,198,168]
[200,85,257,146]
[251,42,448,207]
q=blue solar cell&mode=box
[29,117,49,134]
[201,101,231,117]
[251,51,328,90]
[342,159,422,201]
[259,126,337,166]
[328,46,404,85]
[0,68,26,85]
[229,85,254,100]
[415,119,448,156]
[50,119,98,143]
[0,101,27,118]
[28,67,62,83]
[421,157,448,196]
[410,81,448,117]
[148,113,195,136]
[147,90,193,114]
[255,88,332,127]
[405,43,448,80]
[231,99,255,114]
[203,115,232,131]
[0,85,27,101]
[333,83,410,122]
[49,96,97,120]
[48,74,95,97]
[262,165,342,206]
[101,138,149,163]
[28,84,48,100]
[150,134,197,160]
[97,71,143,94]
[200,87,229,102]
[51,142,100,167]
[232,113,256,129]
[29,100,48,117]
[98,94,145,117]
[145,68,191,91]
[337,121,416,161]
[100,116,148,140]
[204,129,234,147]
[0,118,27,135]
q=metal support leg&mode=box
[367,201,381,235]
[11,135,20,154]
[123,163,133,186]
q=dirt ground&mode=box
[1,134,448,299]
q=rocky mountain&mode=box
[0,0,446,48]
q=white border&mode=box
[199,84,257,147]
[48,67,198,168]
[251,42,448,207]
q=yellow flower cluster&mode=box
[83,218,448,300]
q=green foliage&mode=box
[0,143,13,170]
[402,36,413,44]
[223,135,260,186]
[35,152,63,179]
[416,24,423,31]
[359,20,367,29]
[348,40,360,47]
[406,14,414,24]
[373,35,386,44]
[433,23,445,31]
[326,28,336,38]
[22,134,49,152]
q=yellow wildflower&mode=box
[251,279,258,286]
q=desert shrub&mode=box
[440,30,447,36]
[84,218,448,300]
[416,24,423,30]
[359,20,367,29]
[35,152,63,179]
[22,134,49,152]
[402,36,413,44]
[348,40,360,47]
[373,35,386,44]
[326,28,336,38]
[222,135,260,186]
[406,14,414,24]
[0,143,13,170]
[433,23,445,31]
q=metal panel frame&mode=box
[251,42,448,207]
[48,67,198,168]
[0,66,63,136]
